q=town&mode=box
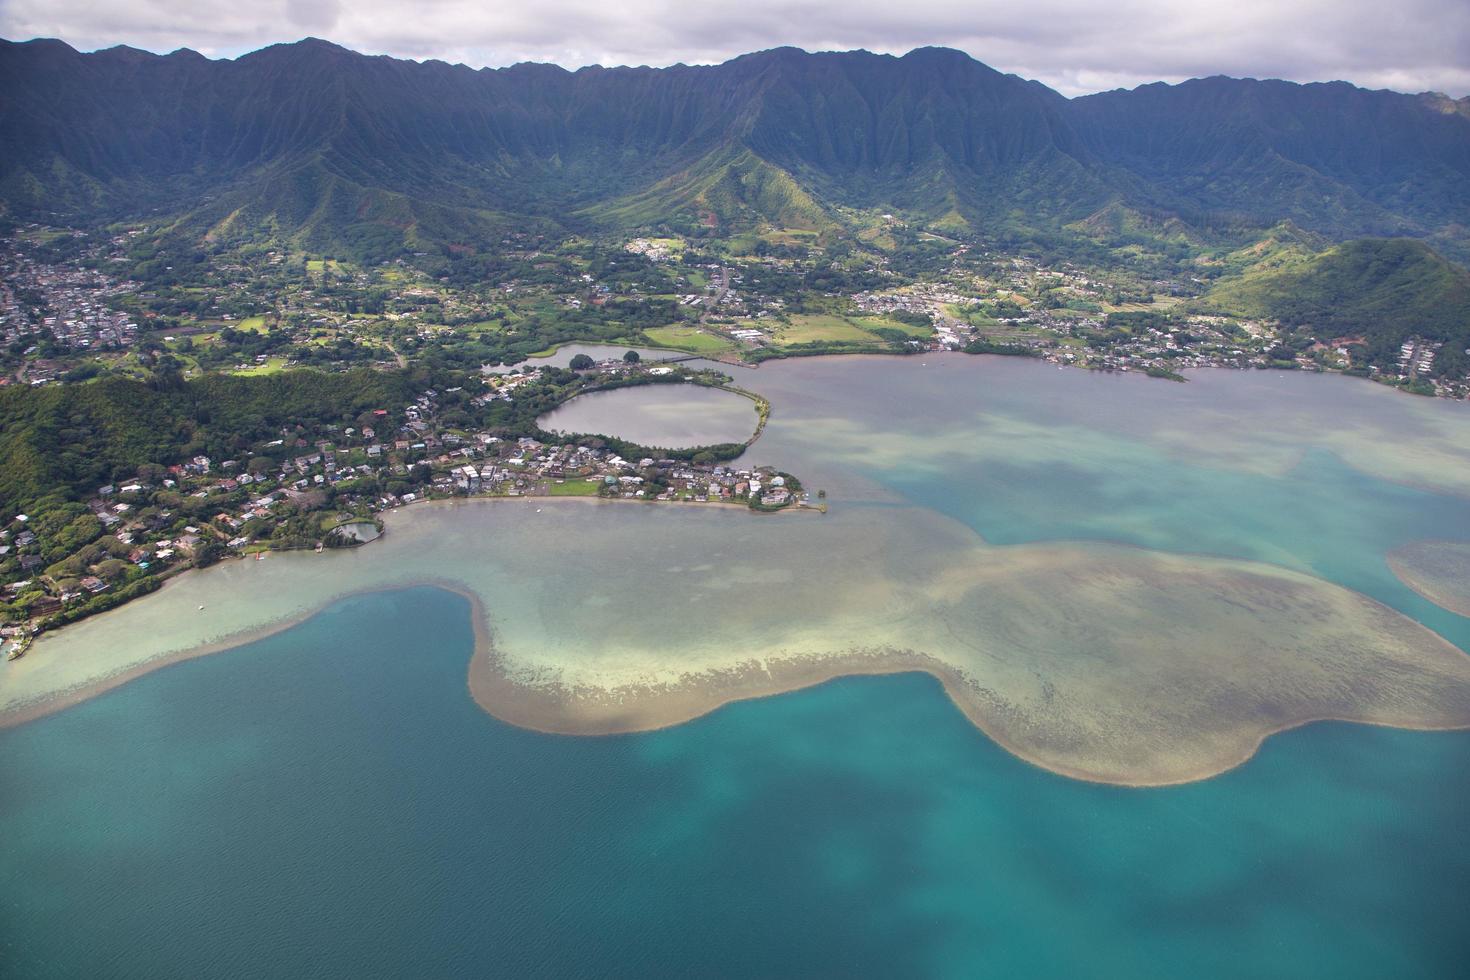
[0,354,811,657]
[3,222,1467,398]
[3,213,1468,655]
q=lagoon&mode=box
[481,342,673,374]
[5,356,1470,783]
[537,382,762,449]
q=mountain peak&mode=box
[0,37,1465,261]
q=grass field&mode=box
[235,315,269,332]
[230,356,288,376]
[1103,296,1186,314]
[643,325,734,353]
[770,314,885,345]
[462,320,508,334]
[860,316,933,338]
[546,479,603,496]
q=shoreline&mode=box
[3,366,1468,785]
[6,559,1469,787]
[8,478,818,648]
[0,496,812,726]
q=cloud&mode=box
[2,0,1466,97]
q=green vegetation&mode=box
[3,40,1465,264]
[229,356,288,376]
[0,368,416,520]
[1203,239,1470,375]
[642,326,734,354]
[771,315,885,346]
[545,479,602,496]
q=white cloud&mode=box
[2,0,1466,97]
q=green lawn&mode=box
[230,356,288,376]
[643,325,734,353]
[235,315,269,332]
[546,479,603,496]
[771,314,883,345]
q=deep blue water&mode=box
[3,587,1468,978]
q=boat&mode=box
[198,605,205,611]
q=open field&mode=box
[643,325,735,353]
[770,314,889,346]
[229,356,289,376]
[545,479,603,496]
[858,315,934,338]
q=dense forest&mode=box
[2,38,1466,263]
[1203,239,1470,374]
[0,369,419,520]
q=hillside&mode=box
[0,368,417,518]
[1202,238,1470,373]
[2,39,1468,261]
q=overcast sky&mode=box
[2,0,1466,97]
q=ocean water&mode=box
[5,358,1470,975]
[3,587,1468,978]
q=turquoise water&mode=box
[6,360,1470,976]
[3,587,1468,978]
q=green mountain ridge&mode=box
[1,38,1468,262]
[1203,238,1470,373]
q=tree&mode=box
[623,350,641,363]
[194,541,226,567]
[569,353,596,371]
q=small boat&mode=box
[536,508,542,513]
[198,605,205,611]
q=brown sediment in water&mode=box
[1387,541,1470,618]
[6,568,1470,788]
[459,552,1470,787]
[462,604,1470,788]
[6,501,1470,788]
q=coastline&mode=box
[7,535,1469,787]
[0,496,811,728]
[4,364,1470,787]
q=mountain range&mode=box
[2,37,1468,262]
